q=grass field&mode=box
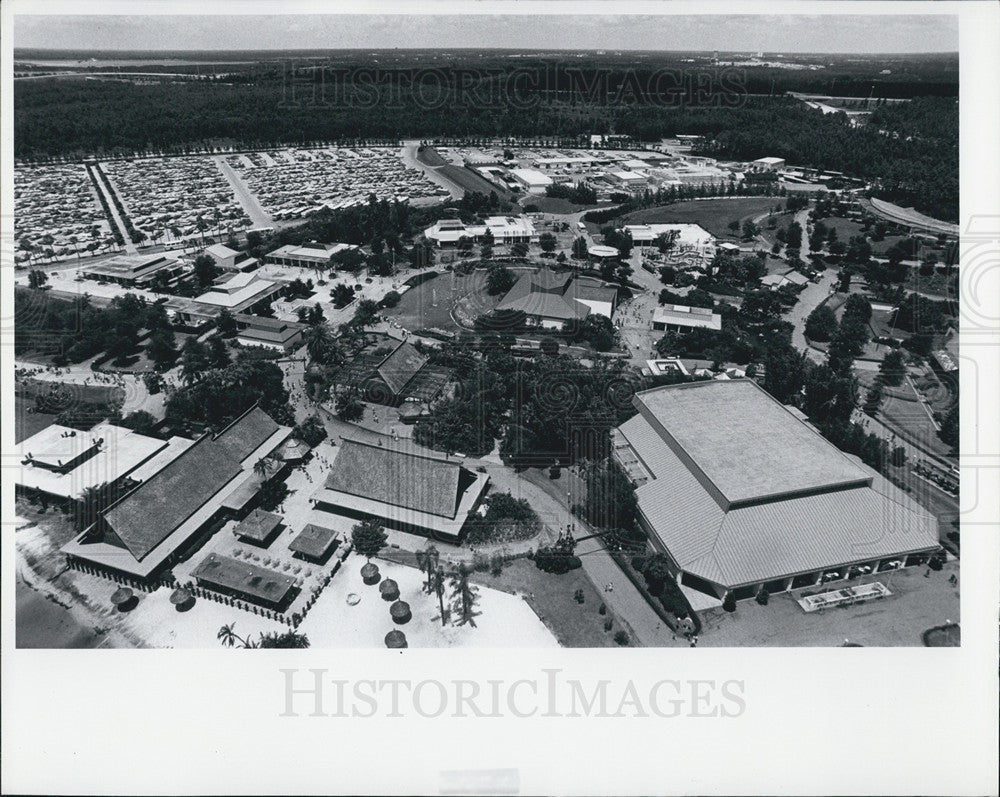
[521,195,610,214]
[381,269,489,332]
[819,216,864,242]
[470,558,624,647]
[16,380,124,442]
[622,197,783,240]
[15,396,57,443]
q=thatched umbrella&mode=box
[379,578,399,601]
[110,587,134,607]
[390,600,411,625]
[169,587,193,608]
[384,630,408,648]
[361,562,381,585]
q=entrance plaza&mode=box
[696,560,960,647]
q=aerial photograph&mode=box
[10,13,962,651]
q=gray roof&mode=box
[325,439,465,518]
[100,407,281,561]
[233,509,283,542]
[191,553,296,604]
[289,523,339,559]
[617,385,938,588]
[633,380,871,508]
[376,342,428,396]
[102,435,243,561]
[495,269,616,321]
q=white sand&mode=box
[296,558,558,649]
[86,557,556,649]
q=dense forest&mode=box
[14,52,958,220]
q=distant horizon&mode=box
[13,46,959,56]
[13,14,959,54]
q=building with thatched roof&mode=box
[62,406,291,584]
[330,340,451,406]
[315,438,489,542]
[288,523,340,563]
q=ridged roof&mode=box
[618,386,939,588]
[325,439,464,519]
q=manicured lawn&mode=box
[622,197,783,240]
[380,270,481,332]
[522,195,610,214]
[15,395,57,443]
[819,215,864,242]
[471,558,624,647]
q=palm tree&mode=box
[431,565,448,626]
[449,563,478,627]
[253,454,276,482]
[217,623,257,648]
[305,322,343,365]
[416,545,439,593]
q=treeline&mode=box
[14,289,165,364]
[16,77,957,220]
[688,97,957,221]
[412,335,643,462]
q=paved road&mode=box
[501,468,688,647]
[213,155,274,227]
[400,141,464,200]
[89,166,137,255]
[787,270,838,361]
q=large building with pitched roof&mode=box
[314,439,490,542]
[613,380,939,602]
[496,269,619,329]
[62,407,290,584]
[331,339,451,406]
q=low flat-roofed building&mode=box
[80,254,183,287]
[265,242,359,270]
[17,422,171,501]
[533,155,600,169]
[623,223,716,252]
[191,270,283,315]
[652,304,722,332]
[423,215,536,246]
[509,168,553,193]
[205,243,241,271]
[613,380,939,601]
[191,552,297,609]
[610,170,648,186]
[753,156,786,171]
[62,406,290,583]
[234,313,305,353]
[314,439,490,542]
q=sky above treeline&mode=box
[14,14,958,54]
